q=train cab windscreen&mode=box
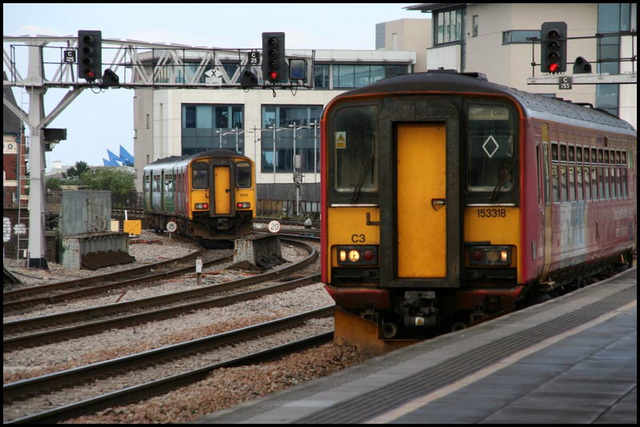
[236,162,252,188]
[467,104,516,199]
[192,161,208,189]
[331,104,379,202]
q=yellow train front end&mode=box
[321,74,525,345]
[187,151,256,240]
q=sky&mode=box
[3,3,422,170]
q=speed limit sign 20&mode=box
[268,220,281,233]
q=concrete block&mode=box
[230,234,284,271]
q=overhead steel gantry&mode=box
[3,34,314,269]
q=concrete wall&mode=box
[379,18,431,72]
[59,190,111,236]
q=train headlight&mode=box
[236,202,251,209]
[195,203,209,210]
[337,246,378,266]
[468,246,512,266]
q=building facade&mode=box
[132,3,635,200]
[131,47,424,194]
[407,3,637,129]
[3,74,28,208]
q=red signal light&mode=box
[548,63,559,73]
[269,71,279,80]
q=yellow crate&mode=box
[124,220,142,236]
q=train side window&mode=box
[568,166,575,201]
[616,151,621,164]
[536,145,542,206]
[603,167,610,199]
[560,165,567,201]
[621,151,626,164]
[192,162,209,189]
[591,148,597,164]
[551,165,559,202]
[236,162,252,188]
[583,147,590,162]
[568,145,575,162]
[621,168,627,198]
[611,167,618,199]
[598,149,604,163]
[583,166,591,200]
[560,144,567,161]
[576,146,582,162]
[550,142,559,203]
[542,141,550,206]
[576,166,583,201]
[597,167,603,199]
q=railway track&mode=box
[3,239,318,350]
[3,247,214,312]
[4,307,334,424]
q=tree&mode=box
[63,161,91,180]
[80,167,135,197]
[45,176,65,191]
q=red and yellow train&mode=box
[143,149,256,240]
[321,71,636,342]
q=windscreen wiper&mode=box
[351,155,374,202]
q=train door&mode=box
[378,98,461,289]
[213,165,231,215]
[396,123,447,277]
[540,123,553,280]
[160,170,165,210]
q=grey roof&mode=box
[405,3,467,12]
[337,71,636,137]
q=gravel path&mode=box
[3,230,371,423]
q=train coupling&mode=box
[402,292,439,322]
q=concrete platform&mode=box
[196,268,637,424]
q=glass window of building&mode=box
[332,64,408,89]
[595,3,635,117]
[182,104,245,155]
[435,8,462,45]
[314,64,330,88]
[502,30,540,44]
[261,105,322,174]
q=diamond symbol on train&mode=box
[482,135,499,158]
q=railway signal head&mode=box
[573,56,592,74]
[540,22,567,74]
[78,30,102,82]
[262,32,287,83]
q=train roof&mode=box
[146,149,252,168]
[337,71,636,137]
